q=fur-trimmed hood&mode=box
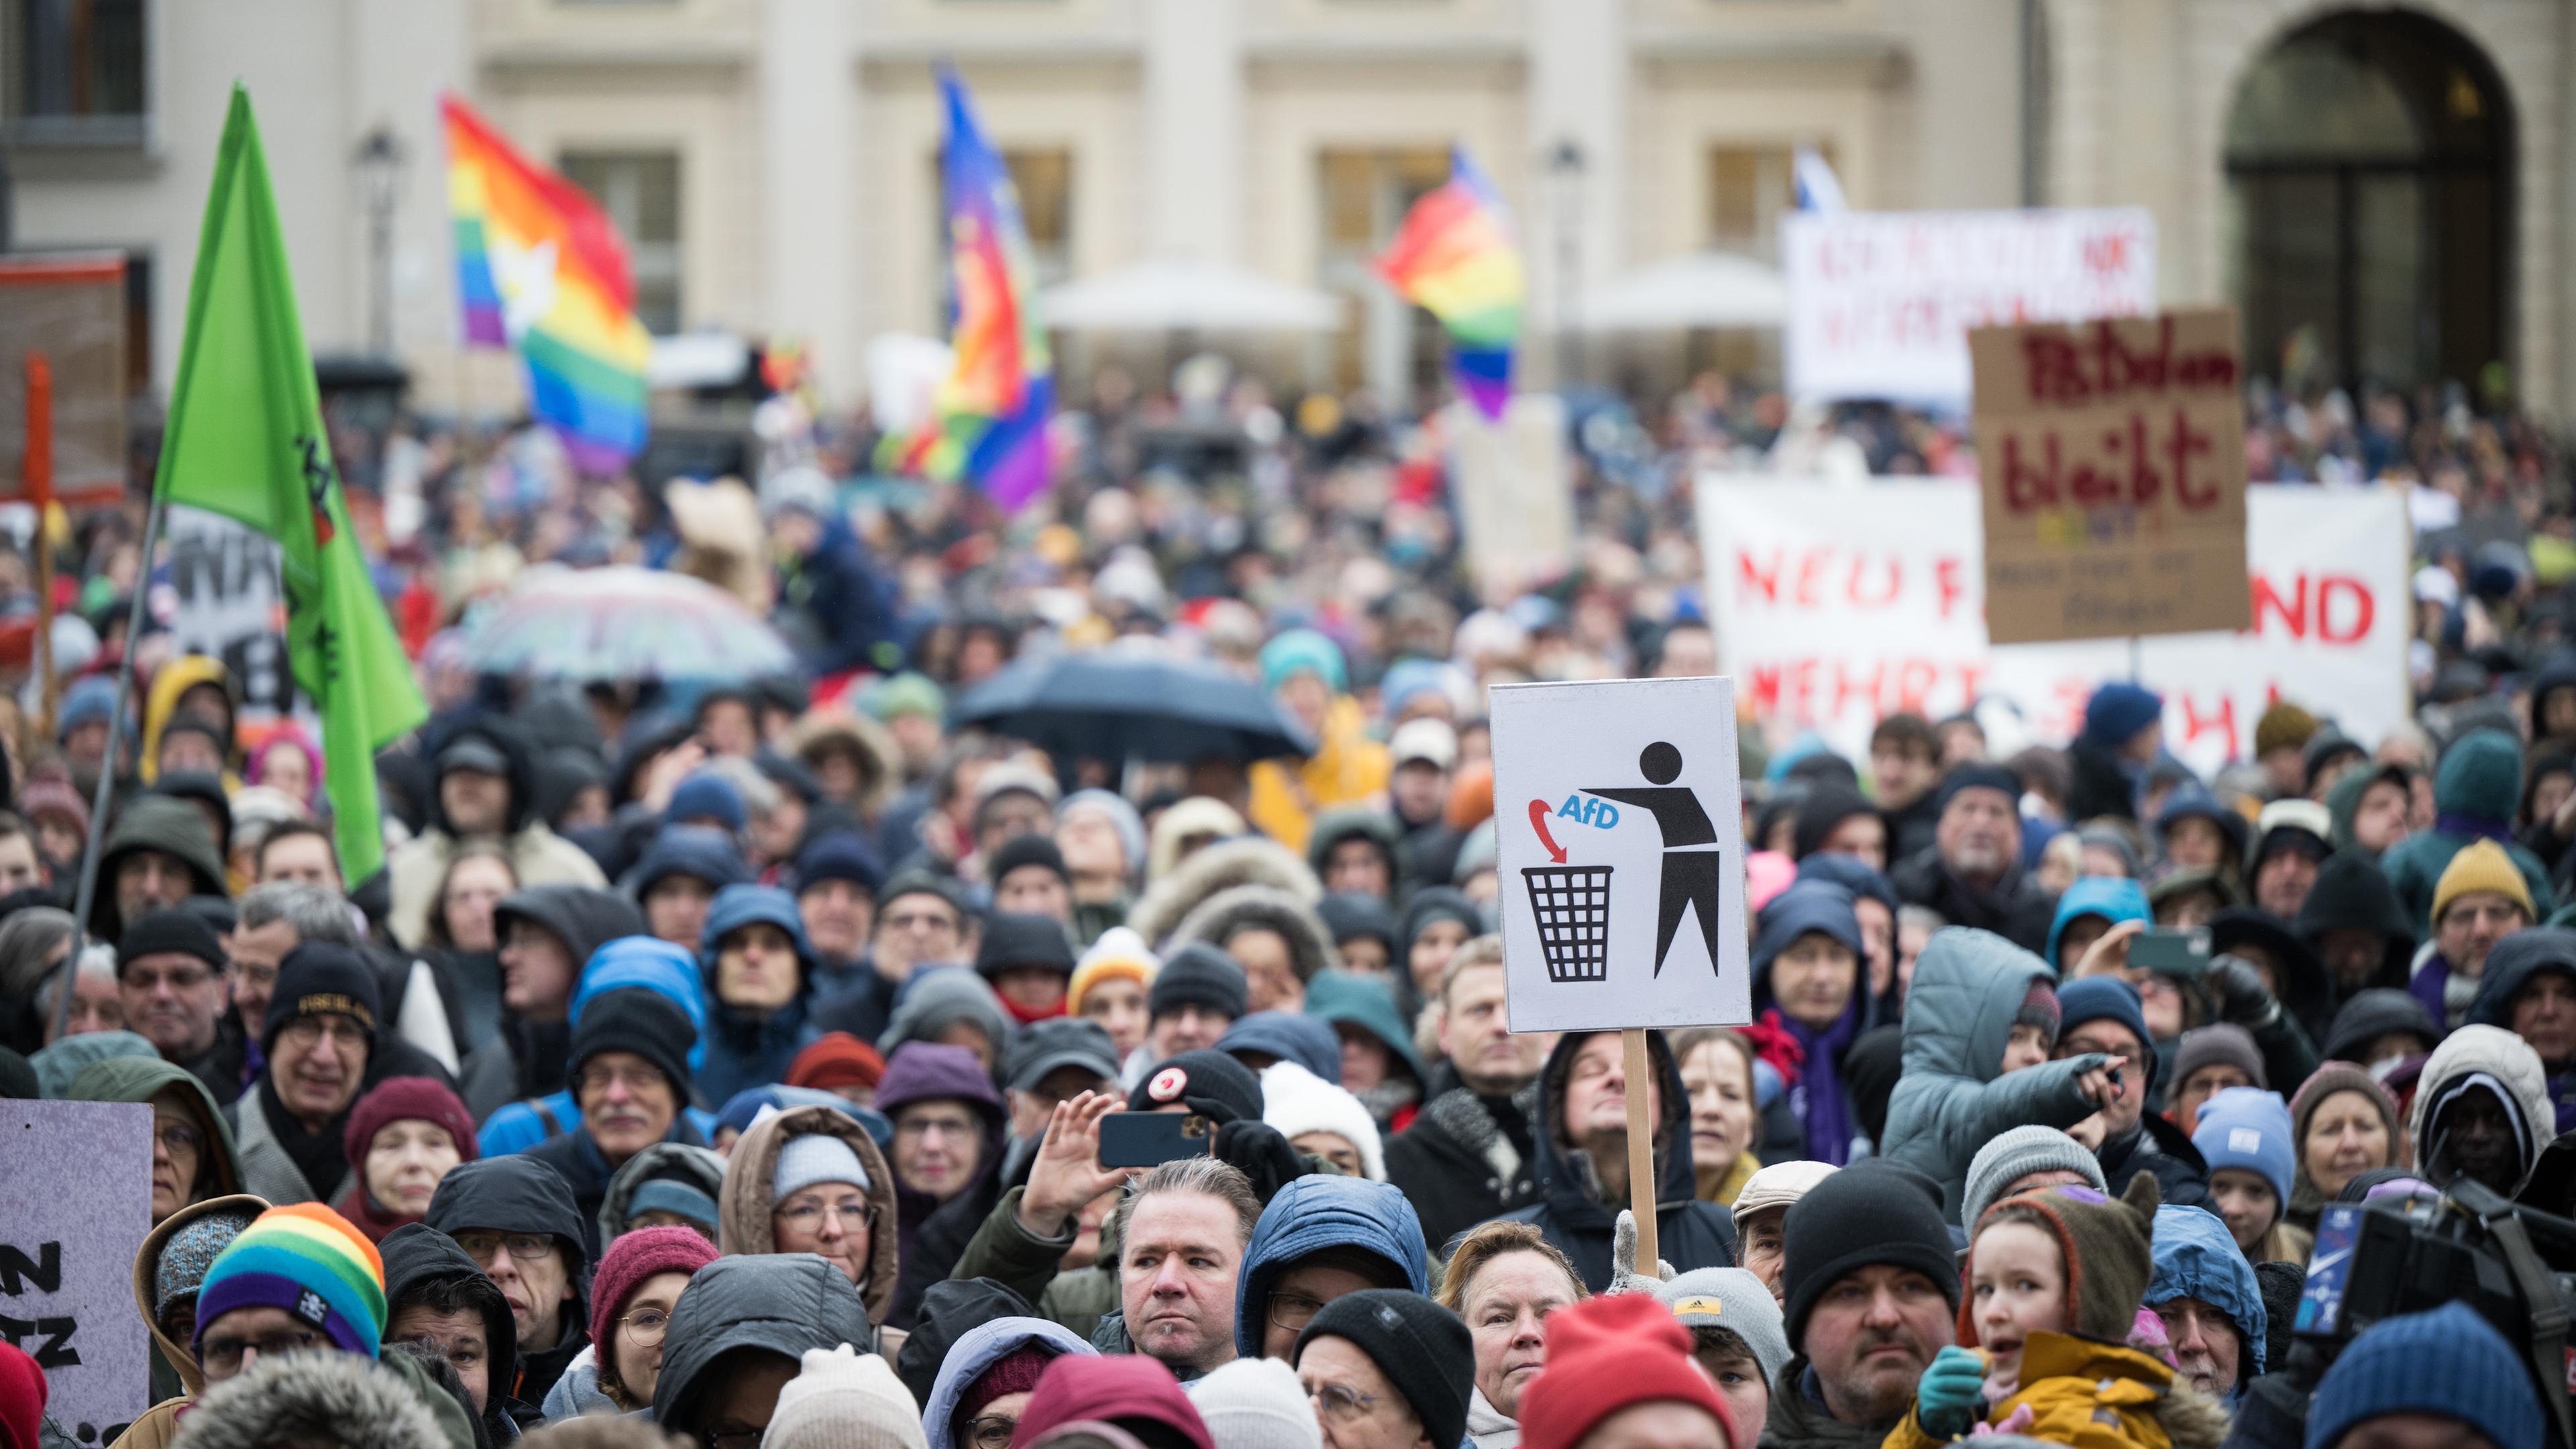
[786,710,902,816]
[1130,835,1315,946]
[719,1103,901,1326]
[168,1348,452,1449]
[1168,884,1339,985]
[1143,798,1250,885]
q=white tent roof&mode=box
[1040,257,1344,332]
[1578,250,1788,331]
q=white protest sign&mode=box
[0,1099,154,1444]
[1781,208,2157,406]
[1491,677,1752,1032]
[155,504,294,722]
[1697,478,2412,775]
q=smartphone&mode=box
[2129,926,2212,979]
[1098,1112,1214,1169]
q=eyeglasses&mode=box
[575,1063,672,1096]
[966,1414,1018,1449]
[776,1197,877,1231]
[881,910,958,935]
[200,1326,324,1374]
[452,1231,557,1263]
[895,1115,977,1141]
[1268,1291,1328,1333]
[619,1307,672,1348]
[277,1016,367,1050]
[1309,1383,1381,1424]
[155,1123,204,1156]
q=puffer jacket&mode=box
[2379,730,2553,934]
[1877,928,2108,1218]
[2145,1203,2267,1394]
[922,1318,1095,1449]
[595,1140,727,1246]
[2408,1023,2557,1195]
[1499,1032,1738,1290]
[718,1103,901,1328]
[107,1191,268,1449]
[1232,1175,1429,1359]
[696,884,824,1106]
[1881,1334,2231,1449]
[649,1254,874,1425]
[2467,928,2576,1132]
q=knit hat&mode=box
[1260,629,1347,694]
[2192,1087,2296,1205]
[2057,975,2157,1093]
[794,831,885,897]
[2432,838,2534,925]
[958,1346,1056,1428]
[1149,943,1248,1021]
[117,908,227,976]
[2014,978,2061,1039]
[567,986,698,1097]
[626,1179,719,1230]
[2289,1064,2402,1192]
[2171,1024,2267,1095]
[788,1032,888,1093]
[260,944,380,1051]
[1130,1048,1263,1126]
[2082,683,2164,749]
[1517,1294,1736,1449]
[1068,928,1158,1016]
[987,835,1071,889]
[1185,1356,1320,1449]
[1969,1175,2161,1346]
[1729,1159,1837,1236]
[193,1203,387,1358]
[2253,701,2319,757]
[2303,1302,2544,1449]
[1019,1354,1214,1449]
[1933,763,2022,816]
[339,1077,478,1183]
[1960,1126,2108,1234]
[1059,790,1148,877]
[1259,1060,1385,1179]
[1780,1159,1960,1348]
[977,913,1076,978]
[1657,1267,1790,1387]
[156,1208,260,1326]
[1006,1017,1122,1092]
[586,1224,719,1358]
[667,773,747,833]
[767,1343,932,1449]
[1295,1291,1473,1449]
[775,1131,873,1200]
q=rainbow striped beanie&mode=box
[191,1203,386,1358]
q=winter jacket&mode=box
[1881,1334,2231,1449]
[67,1056,245,1212]
[1499,1031,1738,1289]
[380,1222,531,1444]
[943,1185,1125,1344]
[2096,1112,2213,1212]
[389,818,607,953]
[139,655,241,788]
[696,885,826,1106]
[473,933,716,1157]
[1248,694,1390,856]
[2291,853,2414,1004]
[1128,837,1323,951]
[922,1318,1095,1449]
[524,1113,712,1259]
[1756,1359,1896,1449]
[1306,809,1401,900]
[89,795,228,939]
[594,1140,727,1246]
[718,1103,902,1328]
[1232,1175,1429,1358]
[1384,1079,1543,1256]
[1877,928,2108,1218]
[778,510,908,677]
[423,1155,592,1407]
[456,886,649,1121]
[1301,970,1426,1130]
[875,1042,1010,1325]
[227,1081,352,1207]
[537,1344,614,1422]
[2378,730,2553,935]
[154,1347,466,1449]
[1888,844,2058,955]
[2409,1024,2557,1195]
[2147,1203,2267,1393]
[649,1253,875,1425]
[2467,928,2576,1132]
[1170,885,1342,995]
[110,1191,267,1445]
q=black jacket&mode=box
[651,1254,874,1430]
[2098,1111,2212,1212]
[1501,1031,1736,1289]
[1384,1079,1542,1256]
[2292,853,2414,1003]
[382,1223,537,1442]
[1757,1358,1899,1449]
[423,1155,593,1407]
[1888,844,2057,954]
[886,1145,1006,1332]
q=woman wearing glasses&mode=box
[718,1102,902,1331]
[540,1222,720,1418]
[921,1316,1096,1449]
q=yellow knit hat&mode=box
[2431,838,2534,925]
[1068,926,1159,1015]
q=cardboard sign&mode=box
[1450,394,1576,598]
[1971,309,2250,643]
[0,1099,154,1443]
[0,254,129,508]
[156,506,297,722]
[1781,209,2155,406]
[1697,478,2411,775]
[1491,677,1752,1033]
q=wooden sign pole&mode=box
[26,353,54,737]
[1623,1025,1659,1271]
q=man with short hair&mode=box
[226,944,379,1205]
[1870,714,1943,861]
[2143,1202,2265,1403]
[254,821,342,892]
[1143,944,1246,1069]
[386,718,608,949]
[1890,764,2056,953]
[227,881,361,1092]
[523,985,705,1249]
[1503,1028,1737,1289]
[427,1153,594,1405]
[1386,938,1546,1252]
[119,909,239,1099]
[1763,1161,1960,1449]
[382,1221,528,1440]
[1110,1156,1261,1380]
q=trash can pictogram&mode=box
[1522,864,1615,983]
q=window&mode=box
[559,150,684,335]
[1706,144,1826,260]
[926,148,1074,329]
[3,0,147,145]
[1318,146,1452,399]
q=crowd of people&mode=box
[0,362,2565,1449]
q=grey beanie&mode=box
[1656,1267,1790,1389]
[774,1132,871,1201]
[1960,1125,2107,1232]
[156,1208,260,1326]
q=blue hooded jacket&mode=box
[477,936,720,1156]
[2147,1202,2268,1393]
[1218,1011,1343,1084]
[696,884,824,1106]
[1232,1175,1428,1359]
[921,1317,1094,1449]
[2046,876,2151,971]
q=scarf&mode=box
[2436,813,2513,843]
[998,992,1067,1026]
[259,1072,354,1201]
[1769,1002,1861,1165]
[332,1177,423,1244]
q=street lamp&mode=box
[1548,138,1585,392]
[355,125,406,359]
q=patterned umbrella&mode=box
[465,565,796,683]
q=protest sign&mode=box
[1971,308,2249,643]
[1697,478,2410,775]
[157,505,297,724]
[0,254,128,510]
[0,1099,154,1444]
[1781,209,2155,407]
[1450,394,1576,598]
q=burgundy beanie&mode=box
[1017,1354,1214,1449]
[589,1224,720,1356]
[341,1076,480,1172]
[955,1346,1056,1438]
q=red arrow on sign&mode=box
[1528,798,1566,863]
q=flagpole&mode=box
[48,490,165,1042]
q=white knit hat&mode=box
[1259,1060,1385,1180]
[1185,1355,1322,1449]
[764,1344,926,1449]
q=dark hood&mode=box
[1533,1028,1697,1214]
[1305,808,1399,874]
[494,885,646,976]
[424,1156,593,1315]
[381,1222,520,1414]
[422,713,540,836]
[2209,907,2334,1038]
[91,795,229,936]
[2293,852,2414,990]
[651,1254,873,1424]
[2469,928,2576,1055]
[2322,989,2442,1066]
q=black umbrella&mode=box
[950,648,1316,762]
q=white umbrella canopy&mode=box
[1041,256,1345,331]
[1578,250,1789,330]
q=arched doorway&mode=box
[2223,9,2510,394]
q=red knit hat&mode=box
[787,1032,888,1093]
[589,1224,720,1358]
[1519,1294,1737,1449]
[956,1346,1056,1434]
[340,1075,480,1172]
[0,1341,44,1449]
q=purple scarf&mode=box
[2436,814,2512,843]
[1774,1002,1864,1166]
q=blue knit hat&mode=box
[1259,629,1346,694]
[2191,1086,2296,1206]
[667,773,747,833]
[2056,975,2159,1095]
[2304,1302,2544,1449]
[2083,682,2165,749]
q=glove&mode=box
[2205,953,2282,1030]
[1606,1210,1675,1295]
[1914,1345,1988,1440]
[1213,1120,1305,1203]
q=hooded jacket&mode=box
[68,1055,245,1210]
[112,1190,267,1449]
[380,1222,529,1443]
[1231,1175,1429,1359]
[718,1104,902,1328]
[1169,885,1341,991]
[1128,838,1322,950]
[2467,929,2576,1130]
[1879,1334,2231,1449]
[873,967,1015,1061]
[1499,1031,1737,1289]
[650,1253,875,1428]
[2047,877,2151,971]
[2379,731,2554,934]
[388,714,608,949]
[921,1317,1095,1449]
[1877,928,2108,1218]
[2292,853,2414,1001]
[696,885,824,1106]
[2409,1024,2557,1195]
[1750,881,1878,1164]
[1888,840,2057,955]
[787,710,903,820]
[457,886,650,1122]
[2145,1203,2267,1393]
[139,655,239,788]
[877,1045,1010,1328]
[596,1140,728,1246]
[422,1155,592,1407]
[89,795,229,938]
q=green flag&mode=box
[155,86,426,883]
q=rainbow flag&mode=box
[441,93,652,474]
[921,66,1053,511]
[1376,146,1525,421]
